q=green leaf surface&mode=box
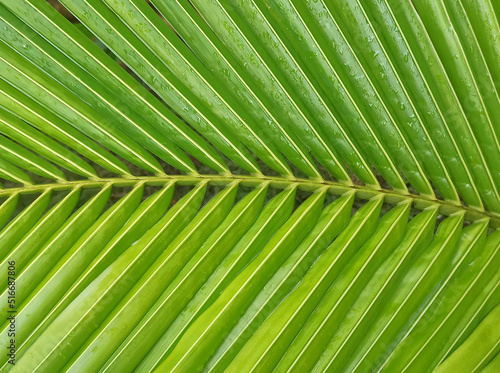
[0,0,499,371]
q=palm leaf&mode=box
[0,0,499,372]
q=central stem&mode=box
[0,174,498,228]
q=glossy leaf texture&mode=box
[0,0,498,210]
[0,0,499,372]
[0,185,499,373]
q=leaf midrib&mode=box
[1,174,498,228]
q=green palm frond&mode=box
[0,0,499,372]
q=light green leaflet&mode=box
[0,0,499,372]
